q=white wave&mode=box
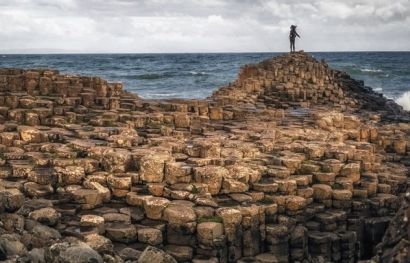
[189,71,208,76]
[360,68,383,73]
[395,91,410,111]
[373,87,383,92]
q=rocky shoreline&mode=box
[0,51,409,263]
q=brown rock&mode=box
[194,165,228,195]
[312,184,333,200]
[138,228,163,246]
[143,196,171,220]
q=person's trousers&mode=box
[290,39,295,52]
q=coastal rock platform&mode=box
[0,52,409,262]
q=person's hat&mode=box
[291,25,297,28]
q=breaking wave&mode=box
[360,68,383,73]
[396,91,410,111]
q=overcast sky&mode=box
[0,0,409,53]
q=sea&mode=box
[0,52,409,110]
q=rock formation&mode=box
[0,51,409,263]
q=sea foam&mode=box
[396,91,410,111]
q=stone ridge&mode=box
[212,52,407,120]
[0,52,409,263]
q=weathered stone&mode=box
[138,246,177,263]
[285,196,307,211]
[138,228,163,245]
[163,204,197,224]
[80,215,105,234]
[72,188,103,209]
[312,184,333,200]
[197,222,224,246]
[139,152,171,183]
[84,234,113,254]
[55,166,85,186]
[143,196,171,220]
[194,166,228,195]
[45,241,103,263]
[165,162,192,184]
[0,188,24,212]
[29,207,61,226]
[165,245,194,262]
[105,223,137,243]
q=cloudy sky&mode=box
[1,0,409,53]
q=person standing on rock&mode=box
[289,25,300,52]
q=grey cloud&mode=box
[0,0,409,53]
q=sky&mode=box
[0,0,409,53]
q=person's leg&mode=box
[290,39,293,52]
[291,39,295,52]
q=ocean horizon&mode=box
[1,51,409,110]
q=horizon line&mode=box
[1,50,410,55]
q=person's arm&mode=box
[296,32,300,38]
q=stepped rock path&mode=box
[0,52,409,263]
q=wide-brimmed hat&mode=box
[291,25,297,28]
